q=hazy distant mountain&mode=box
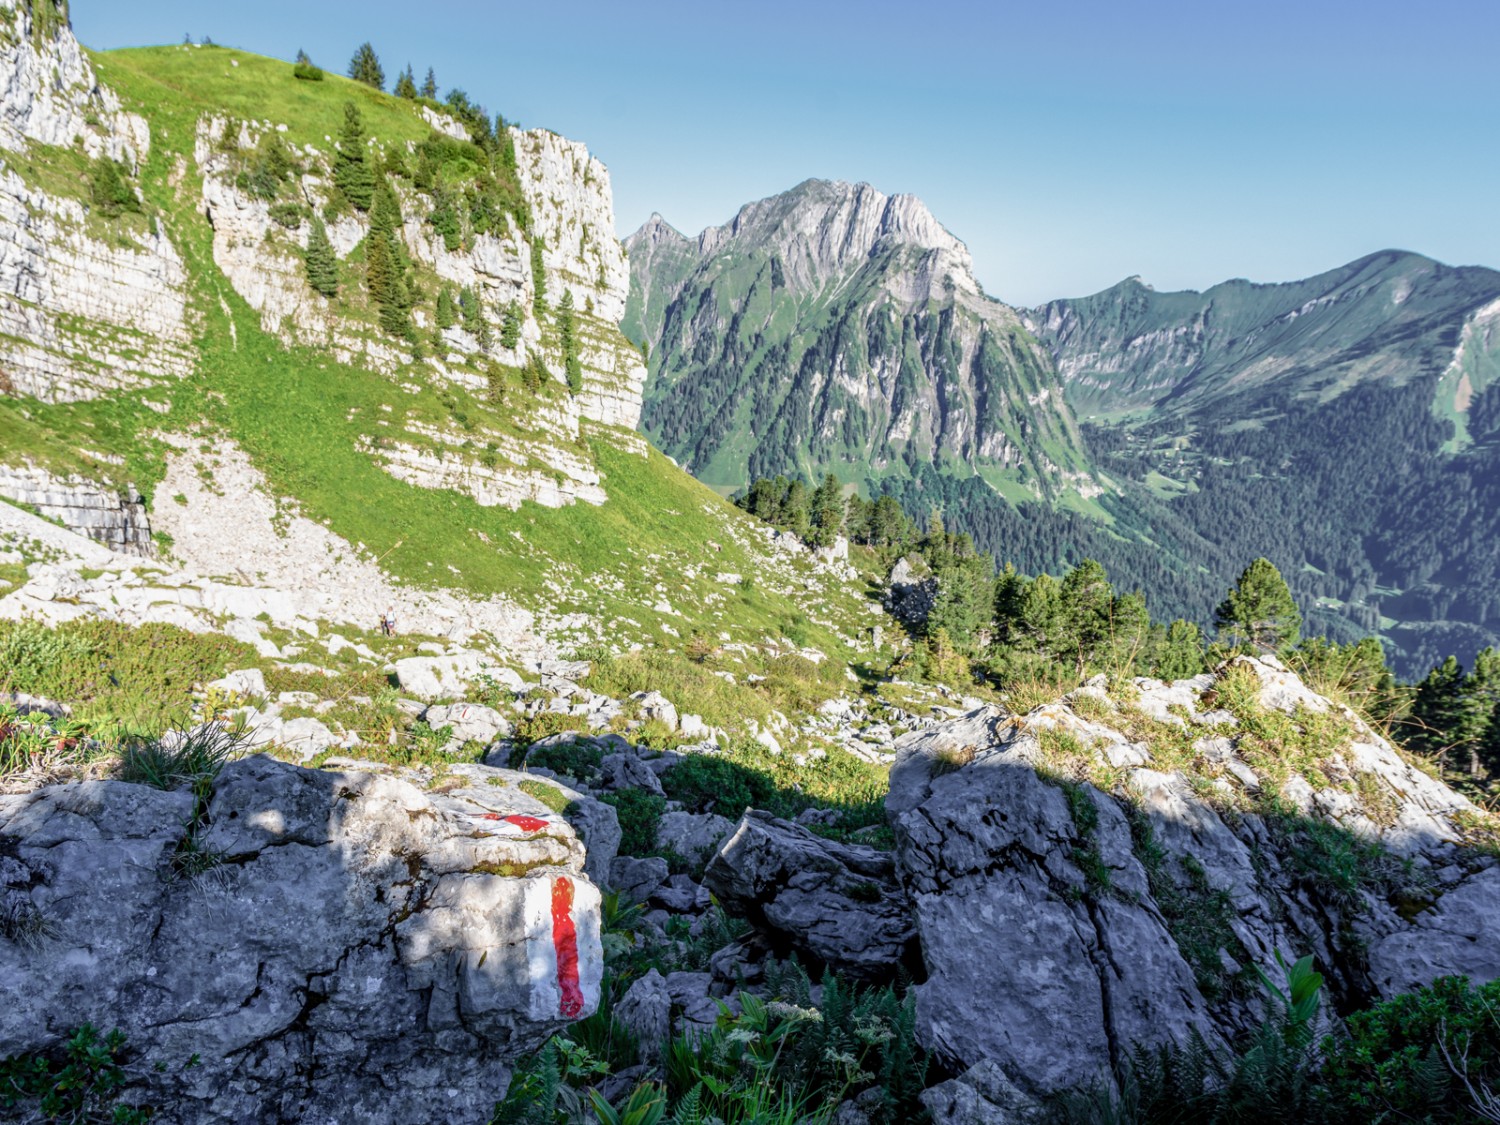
[1029,251,1500,674]
[1029,250,1500,441]
[629,182,1500,676]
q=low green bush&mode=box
[1318,976,1500,1123]
[601,788,665,856]
[0,1024,151,1123]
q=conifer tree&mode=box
[333,103,374,211]
[1215,558,1301,652]
[462,286,492,350]
[523,352,546,393]
[1157,620,1204,680]
[559,289,581,392]
[499,302,522,349]
[809,473,845,548]
[303,216,339,297]
[364,176,413,338]
[530,237,547,313]
[348,42,384,90]
[1058,559,1114,675]
[394,64,417,99]
[435,286,456,329]
[421,68,438,99]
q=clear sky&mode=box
[73,0,1500,307]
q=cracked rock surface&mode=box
[887,657,1500,1097]
[0,755,603,1124]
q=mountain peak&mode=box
[689,178,976,291]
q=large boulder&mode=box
[0,754,604,1124]
[423,701,511,745]
[393,650,502,700]
[887,658,1500,1099]
[655,810,735,868]
[703,810,914,979]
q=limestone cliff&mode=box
[0,0,192,403]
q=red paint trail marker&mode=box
[504,814,549,833]
[551,876,584,1018]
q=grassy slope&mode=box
[0,43,877,656]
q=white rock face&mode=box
[0,0,147,163]
[0,167,193,401]
[697,178,977,301]
[0,2,191,403]
[512,127,631,326]
[0,462,153,554]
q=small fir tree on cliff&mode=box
[303,216,339,297]
[333,103,374,212]
[1215,558,1301,652]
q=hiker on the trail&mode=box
[384,605,397,636]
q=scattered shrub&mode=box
[0,1024,151,1124]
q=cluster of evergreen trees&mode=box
[296,45,538,357]
[736,472,1500,788]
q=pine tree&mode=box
[462,286,492,350]
[365,176,413,339]
[523,352,546,393]
[809,473,846,548]
[303,216,339,297]
[1408,656,1468,767]
[394,64,417,99]
[530,236,547,313]
[558,289,581,392]
[499,302,522,349]
[1158,620,1205,680]
[348,42,384,90]
[420,67,438,99]
[1215,558,1301,652]
[1058,559,1114,675]
[435,286,456,330]
[333,102,374,212]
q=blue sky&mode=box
[74,0,1500,306]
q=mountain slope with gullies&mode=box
[623,179,1097,505]
[0,0,884,663]
[1029,251,1500,676]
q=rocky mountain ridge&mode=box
[624,178,1095,501]
[1027,249,1500,433]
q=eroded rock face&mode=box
[887,658,1500,1097]
[0,463,152,554]
[703,809,915,979]
[0,2,193,404]
[0,755,604,1124]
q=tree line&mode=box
[737,472,1500,791]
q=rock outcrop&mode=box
[887,657,1500,1097]
[704,809,915,979]
[0,0,192,403]
[0,754,604,1124]
[0,463,152,554]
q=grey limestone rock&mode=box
[0,754,604,1124]
[655,810,735,868]
[703,809,914,979]
[887,659,1500,1097]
